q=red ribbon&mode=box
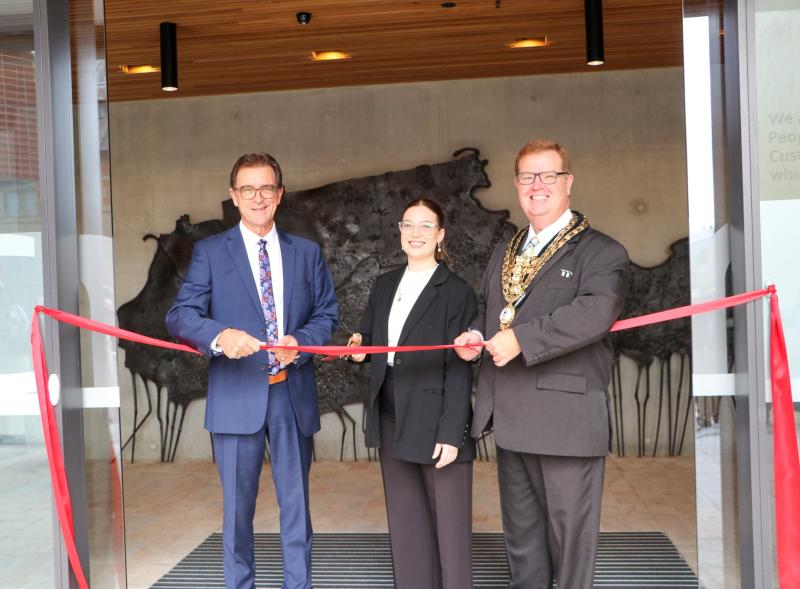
[264,343,481,354]
[30,286,798,587]
[769,289,800,587]
[31,309,89,589]
[609,287,772,331]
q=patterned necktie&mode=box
[523,235,539,258]
[258,239,281,375]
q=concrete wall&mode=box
[110,67,691,461]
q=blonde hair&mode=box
[514,140,572,174]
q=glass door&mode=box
[683,0,800,586]
[70,0,126,583]
[0,1,54,585]
[1,0,125,585]
[751,0,800,586]
[682,2,742,587]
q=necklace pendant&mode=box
[499,305,515,330]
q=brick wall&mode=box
[0,52,38,183]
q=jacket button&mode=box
[259,364,267,372]
[395,358,403,366]
[260,328,267,336]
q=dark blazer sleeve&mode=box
[165,239,226,356]
[516,239,629,366]
[470,245,503,337]
[436,281,477,446]
[353,276,382,363]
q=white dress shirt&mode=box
[524,208,573,255]
[240,222,285,340]
[386,264,438,365]
[212,221,285,350]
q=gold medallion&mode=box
[499,305,516,330]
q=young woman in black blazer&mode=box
[349,198,477,589]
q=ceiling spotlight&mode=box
[584,0,605,66]
[310,50,352,61]
[507,37,550,49]
[119,64,160,74]
[160,22,178,91]
[296,11,312,25]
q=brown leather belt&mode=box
[268,369,288,385]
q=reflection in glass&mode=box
[754,0,800,586]
[683,1,741,588]
[0,2,53,586]
[70,0,126,585]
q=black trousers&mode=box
[378,372,473,589]
[496,446,605,589]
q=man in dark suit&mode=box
[166,153,338,589]
[455,140,629,588]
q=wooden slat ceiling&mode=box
[104,0,684,102]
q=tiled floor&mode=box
[124,455,699,589]
[0,444,56,589]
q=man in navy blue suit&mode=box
[166,152,338,589]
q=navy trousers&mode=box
[213,380,313,589]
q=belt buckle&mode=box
[268,370,287,385]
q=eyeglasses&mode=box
[515,171,570,185]
[235,185,280,200]
[398,221,440,234]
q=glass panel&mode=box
[682,1,741,587]
[70,0,125,585]
[0,0,54,585]
[754,0,800,585]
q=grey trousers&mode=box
[379,415,474,589]
[496,446,605,589]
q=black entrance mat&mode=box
[151,531,699,588]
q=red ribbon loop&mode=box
[29,285,798,588]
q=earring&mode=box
[437,243,442,253]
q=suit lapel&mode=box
[398,264,448,345]
[225,226,263,318]
[278,231,295,330]
[527,232,583,293]
[375,270,403,346]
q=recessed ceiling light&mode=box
[441,2,456,7]
[118,64,160,74]
[507,37,550,49]
[310,50,352,61]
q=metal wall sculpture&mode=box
[610,238,695,457]
[118,149,704,462]
[117,216,225,461]
[117,148,516,461]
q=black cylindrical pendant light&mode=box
[160,22,178,91]
[584,0,604,66]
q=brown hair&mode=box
[403,198,450,264]
[229,152,283,188]
[514,139,572,175]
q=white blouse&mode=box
[386,264,438,366]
